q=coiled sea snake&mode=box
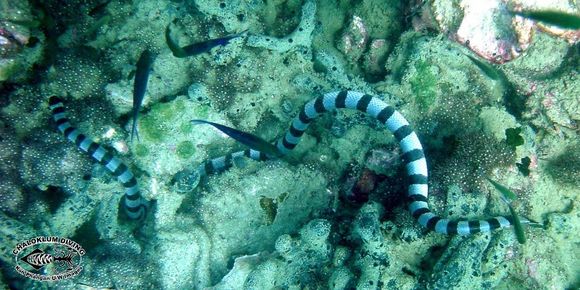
[195,91,518,235]
[48,96,148,220]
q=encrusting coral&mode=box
[0,0,578,289]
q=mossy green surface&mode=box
[134,143,149,157]
[409,59,438,110]
[3,1,578,289]
[139,101,189,142]
[176,141,196,160]
[154,102,176,120]
[197,105,210,119]
[179,122,193,134]
[140,114,165,142]
[546,143,580,186]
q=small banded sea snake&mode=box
[48,96,148,220]
[195,91,519,235]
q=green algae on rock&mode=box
[176,140,195,160]
[409,59,438,110]
[545,143,580,186]
[1,0,579,289]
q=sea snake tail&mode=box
[48,96,148,220]
[197,91,516,235]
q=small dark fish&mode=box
[165,24,245,58]
[466,54,522,117]
[512,10,580,30]
[131,49,155,142]
[191,119,282,158]
[466,54,502,81]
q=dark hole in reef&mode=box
[441,135,459,155]
[402,267,416,277]
[71,213,101,253]
[219,2,226,8]
[26,37,40,47]
[40,186,68,214]
[419,243,447,272]
[503,85,527,120]
[237,14,244,21]
[516,156,531,176]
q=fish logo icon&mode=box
[20,248,77,271]
[13,236,85,281]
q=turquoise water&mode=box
[0,0,578,289]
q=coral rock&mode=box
[337,15,369,63]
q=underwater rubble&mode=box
[0,0,578,289]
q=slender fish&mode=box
[165,24,244,58]
[191,119,282,158]
[131,49,155,142]
[487,178,517,200]
[512,10,580,30]
[466,54,502,81]
[488,178,527,244]
[505,202,526,244]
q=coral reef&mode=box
[432,132,516,192]
[0,121,25,216]
[188,162,331,281]
[0,0,44,82]
[545,143,580,186]
[425,0,579,63]
[247,0,316,52]
[19,128,92,194]
[0,0,578,289]
[242,219,333,288]
[429,233,492,288]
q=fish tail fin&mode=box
[499,195,510,205]
[236,29,249,37]
[165,23,187,58]
[191,119,208,125]
[131,121,140,143]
